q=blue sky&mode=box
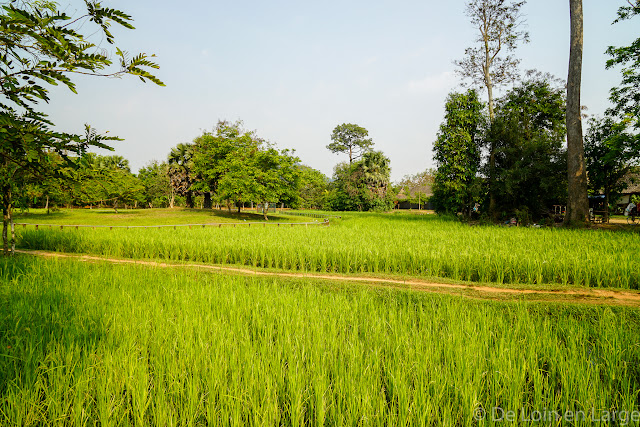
[42,0,637,181]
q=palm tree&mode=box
[361,151,391,199]
[168,143,195,208]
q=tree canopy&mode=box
[327,151,393,212]
[606,0,640,128]
[327,123,374,164]
[488,73,568,221]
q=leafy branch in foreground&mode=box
[0,0,164,255]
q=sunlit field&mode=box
[16,210,640,289]
[2,256,639,426]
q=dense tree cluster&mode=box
[435,0,640,224]
[433,73,569,222]
[324,124,394,212]
[166,120,307,219]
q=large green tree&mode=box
[327,123,373,164]
[327,151,393,212]
[432,90,485,218]
[606,0,640,128]
[488,73,568,221]
[191,120,257,210]
[191,120,300,218]
[138,161,172,208]
[0,1,162,254]
[294,165,329,209]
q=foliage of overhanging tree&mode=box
[606,1,640,129]
[0,1,163,255]
[432,90,485,217]
[584,116,640,221]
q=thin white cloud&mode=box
[407,71,456,94]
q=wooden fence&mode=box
[281,212,342,220]
[15,219,330,231]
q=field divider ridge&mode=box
[14,249,640,306]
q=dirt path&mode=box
[15,249,640,307]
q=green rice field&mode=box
[1,256,639,426]
[16,210,640,289]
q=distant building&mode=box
[617,173,640,208]
[395,184,433,210]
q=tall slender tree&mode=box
[565,0,589,225]
[327,123,373,164]
[432,90,485,218]
[455,0,529,216]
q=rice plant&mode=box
[1,256,639,425]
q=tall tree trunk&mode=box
[263,202,269,220]
[2,185,12,256]
[169,189,175,209]
[565,0,589,226]
[10,212,15,254]
[203,192,212,209]
[45,194,50,214]
[185,191,194,209]
[237,201,241,214]
[604,185,610,223]
[2,207,8,256]
[484,54,497,218]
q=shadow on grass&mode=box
[209,209,301,222]
[13,210,72,221]
[0,256,104,396]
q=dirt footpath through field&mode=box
[15,249,640,307]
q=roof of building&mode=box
[396,184,433,200]
[621,173,640,194]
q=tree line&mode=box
[14,119,398,216]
